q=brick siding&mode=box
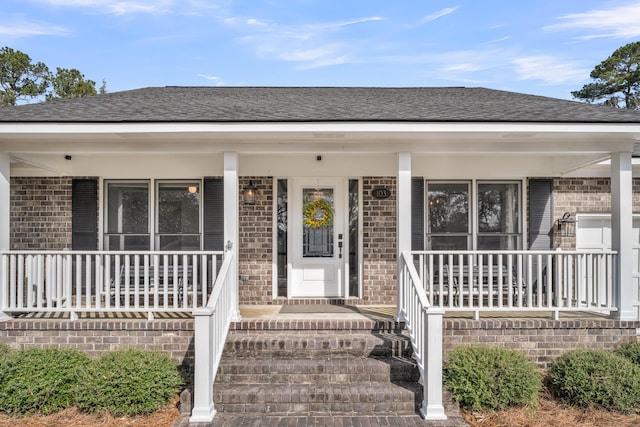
[552,178,640,249]
[362,177,397,304]
[10,177,75,250]
[238,177,274,304]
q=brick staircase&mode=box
[201,315,463,426]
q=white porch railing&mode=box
[190,247,236,423]
[398,250,447,421]
[0,250,224,320]
[413,250,617,320]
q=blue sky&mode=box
[2,0,640,100]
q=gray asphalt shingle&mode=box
[1,86,640,123]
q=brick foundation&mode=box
[443,317,640,368]
[1,316,637,371]
[0,319,195,368]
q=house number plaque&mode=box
[371,187,391,199]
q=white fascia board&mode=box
[1,121,640,135]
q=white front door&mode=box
[290,178,345,297]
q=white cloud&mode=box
[512,56,590,85]
[419,6,460,24]
[0,19,69,37]
[486,35,511,44]
[33,0,174,15]
[544,3,640,39]
[227,15,383,69]
[197,74,224,85]
[307,17,383,31]
[246,18,267,27]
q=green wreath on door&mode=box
[303,199,334,229]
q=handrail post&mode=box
[0,253,9,320]
[190,306,216,423]
[421,306,447,420]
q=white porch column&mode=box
[611,151,635,320]
[0,152,9,318]
[0,153,8,251]
[189,307,216,422]
[224,152,241,321]
[397,152,412,321]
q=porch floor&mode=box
[238,305,612,321]
[5,305,612,321]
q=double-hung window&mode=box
[104,180,202,251]
[427,182,470,250]
[425,180,521,250]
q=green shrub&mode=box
[0,348,90,415]
[614,340,640,366]
[75,349,182,416]
[0,343,11,358]
[549,349,640,413]
[443,345,542,411]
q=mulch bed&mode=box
[0,396,180,427]
[463,396,640,427]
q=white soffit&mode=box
[0,122,638,154]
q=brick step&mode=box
[231,318,405,333]
[216,357,420,384]
[212,382,422,415]
[223,332,413,359]
[208,414,433,427]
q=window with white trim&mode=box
[104,180,202,251]
[425,180,521,250]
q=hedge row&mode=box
[0,346,182,416]
[445,340,640,414]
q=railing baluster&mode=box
[143,255,150,309]
[497,254,503,309]
[64,254,72,312]
[153,254,160,310]
[104,254,111,309]
[173,254,179,309]
[9,255,16,309]
[202,254,208,305]
[124,255,131,309]
[477,254,484,309]
[516,253,523,308]
[546,254,552,308]
[183,254,189,308]
[507,254,513,308]
[162,254,169,309]
[36,255,44,308]
[114,255,121,309]
[85,254,92,308]
[487,254,494,309]
[97,254,104,309]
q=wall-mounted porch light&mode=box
[556,212,576,237]
[243,180,257,205]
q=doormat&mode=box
[279,304,359,314]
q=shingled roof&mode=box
[1,86,640,123]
